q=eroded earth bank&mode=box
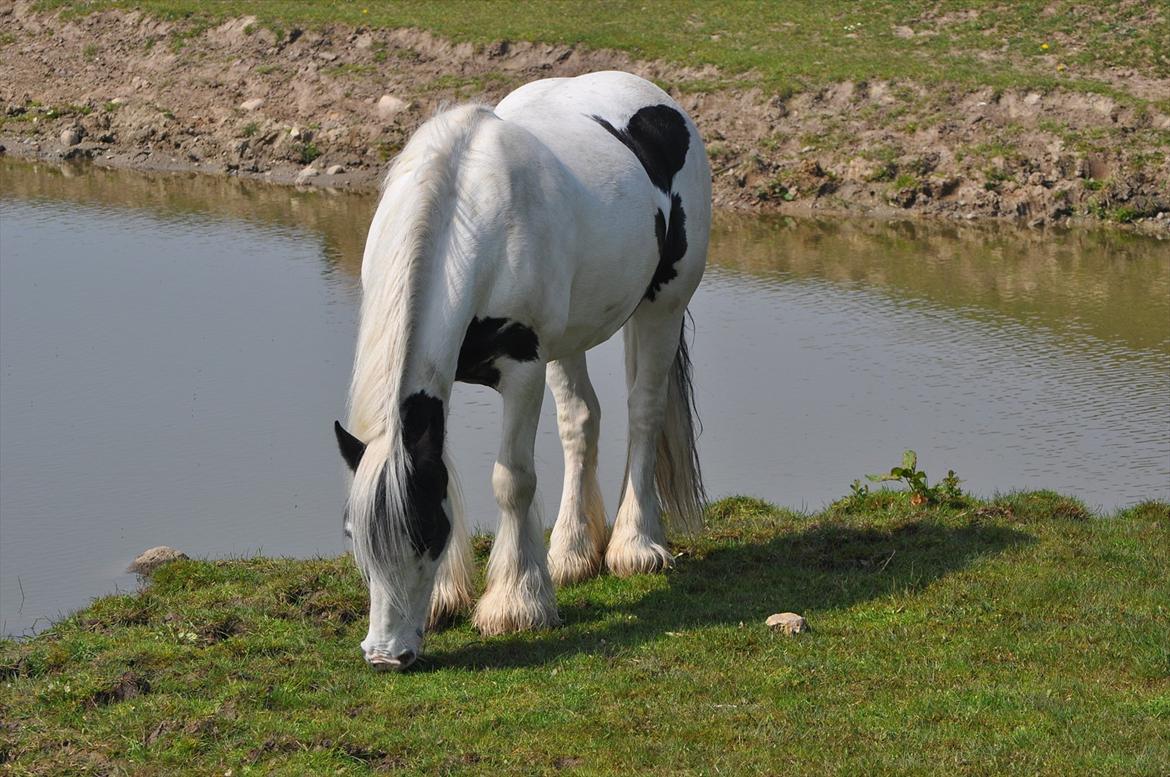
[2,2,1168,229]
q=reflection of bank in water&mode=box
[8,158,1165,355]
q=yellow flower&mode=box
[1040,42,1049,50]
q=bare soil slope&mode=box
[2,3,1167,228]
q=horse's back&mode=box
[495,71,708,206]
[490,72,711,354]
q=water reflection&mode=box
[2,159,1167,636]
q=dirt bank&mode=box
[2,2,1168,230]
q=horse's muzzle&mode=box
[365,649,417,671]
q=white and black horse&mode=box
[334,71,710,670]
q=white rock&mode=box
[239,97,265,112]
[127,546,188,576]
[325,164,344,175]
[376,94,408,119]
[765,612,807,635]
[295,165,319,184]
[60,127,83,146]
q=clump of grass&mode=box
[298,141,321,164]
[892,172,917,189]
[323,62,376,78]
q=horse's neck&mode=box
[352,107,500,442]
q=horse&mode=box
[333,70,710,670]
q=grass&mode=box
[2,491,1168,774]
[37,1,1169,101]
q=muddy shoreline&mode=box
[2,3,1168,232]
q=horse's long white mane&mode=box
[345,104,492,611]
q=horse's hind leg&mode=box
[473,362,561,635]
[605,306,686,576]
[546,354,608,586]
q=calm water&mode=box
[2,160,1168,635]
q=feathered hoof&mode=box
[473,583,561,636]
[427,588,472,632]
[604,537,673,577]
[548,547,603,587]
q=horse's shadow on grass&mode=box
[427,517,1033,671]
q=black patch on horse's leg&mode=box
[399,391,451,559]
[645,193,688,301]
[456,316,540,388]
[590,104,690,194]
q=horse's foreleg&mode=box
[546,354,608,586]
[605,308,684,576]
[473,363,561,635]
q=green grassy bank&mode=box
[2,491,1168,774]
[43,0,1168,102]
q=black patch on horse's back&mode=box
[397,391,450,559]
[456,316,540,388]
[591,104,690,194]
[591,104,692,301]
[646,193,688,301]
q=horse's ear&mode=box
[334,421,366,472]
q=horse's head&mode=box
[335,412,451,671]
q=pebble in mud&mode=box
[376,94,408,119]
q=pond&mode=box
[2,159,1167,635]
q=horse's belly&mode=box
[544,223,659,358]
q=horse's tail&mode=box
[655,313,706,535]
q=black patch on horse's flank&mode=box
[590,104,690,194]
[646,193,688,301]
[456,316,540,388]
[397,391,451,559]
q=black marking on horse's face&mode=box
[398,391,451,559]
[591,104,690,194]
[456,316,540,388]
[646,193,688,301]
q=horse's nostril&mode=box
[395,650,416,666]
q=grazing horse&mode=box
[334,71,710,670]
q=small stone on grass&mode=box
[765,612,807,635]
[128,546,188,576]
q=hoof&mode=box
[427,588,472,632]
[548,548,602,587]
[473,584,561,636]
[604,538,672,577]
